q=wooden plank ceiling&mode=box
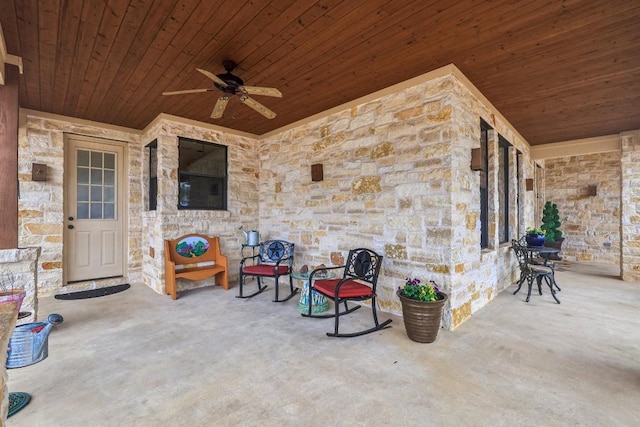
[1,0,639,145]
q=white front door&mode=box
[64,135,125,283]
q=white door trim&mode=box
[63,133,128,285]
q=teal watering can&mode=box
[6,313,64,368]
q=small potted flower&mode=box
[397,277,448,343]
[525,227,546,247]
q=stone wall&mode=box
[139,118,260,295]
[620,131,640,280]
[260,72,537,329]
[18,113,141,296]
[543,151,621,264]
[17,65,544,329]
[0,247,39,323]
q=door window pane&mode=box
[77,150,90,166]
[76,148,117,221]
[104,153,115,169]
[91,169,102,185]
[104,203,115,219]
[77,168,89,184]
[91,185,102,202]
[104,170,115,186]
[77,185,89,202]
[77,203,89,219]
[90,203,103,219]
[104,187,114,203]
[91,151,102,168]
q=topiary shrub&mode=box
[541,201,563,242]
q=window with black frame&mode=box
[178,137,227,210]
[146,140,157,211]
[498,135,511,243]
[479,119,491,249]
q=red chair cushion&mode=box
[313,279,373,298]
[243,264,290,276]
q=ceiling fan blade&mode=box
[196,68,228,87]
[162,88,211,96]
[241,85,282,97]
[211,96,229,119]
[239,95,276,119]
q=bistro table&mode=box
[291,270,335,314]
[524,246,560,266]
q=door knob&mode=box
[68,216,74,221]
[67,225,74,229]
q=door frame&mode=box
[63,133,129,285]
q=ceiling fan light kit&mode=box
[163,60,281,120]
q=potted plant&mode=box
[0,271,26,312]
[397,278,448,343]
[525,227,546,247]
[541,201,565,259]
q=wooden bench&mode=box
[164,234,229,300]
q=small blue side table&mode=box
[291,271,335,314]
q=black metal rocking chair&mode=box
[302,248,392,337]
[238,239,298,302]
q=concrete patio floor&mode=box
[7,262,640,426]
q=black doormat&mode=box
[54,284,130,300]
[8,392,31,417]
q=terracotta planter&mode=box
[397,290,448,343]
[0,289,26,312]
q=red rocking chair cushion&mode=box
[243,264,290,276]
[313,278,373,298]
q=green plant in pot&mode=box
[397,278,447,343]
[541,201,564,258]
[525,227,546,247]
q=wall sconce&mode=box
[470,148,485,171]
[31,163,47,181]
[311,164,323,182]
[525,178,534,191]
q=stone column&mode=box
[620,130,640,281]
[0,247,40,324]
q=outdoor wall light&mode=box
[31,163,47,181]
[311,164,323,182]
[525,179,534,191]
[470,148,485,171]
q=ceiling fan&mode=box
[162,60,282,119]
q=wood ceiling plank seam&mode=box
[15,0,41,108]
[36,0,61,113]
[62,1,107,114]
[113,0,251,125]
[304,1,632,122]
[477,43,640,95]
[457,8,640,74]
[212,0,322,81]
[50,0,83,117]
[85,0,165,119]
[271,0,468,102]
[97,0,186,124]
[249,0,404,85]
[89,1,199,120]
[74,0,135,118]
[238,0,368,81]
[257,0,489,93]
